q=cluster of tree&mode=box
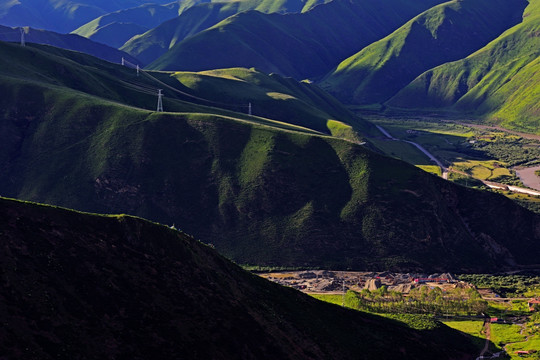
[345,286,488,316]
[459,274,540,297]
[471,138,540,167]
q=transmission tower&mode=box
[121,57,125,66]
[157,89,164,112]
[248,102,252,116]
[20,28,25,47]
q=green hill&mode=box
[121,0,329,66]
[388,0,540,134]
[0,25,140,65]
[0,196,480,359]
[321,0,528,105]
[163,68,371,137]
[1,41,539,272]
[71,2,185,49]
[147,0,446,77]
[0,0,176,33]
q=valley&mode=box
[0,0,539,358]
[259,270,540,359]
[362,114,540,213]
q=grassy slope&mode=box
[0,196,480,359]
[163,67,371,137]
[146,0,446,78]
[0,25,140,65]
[0,0,175,33]
[121,0,328,66]
[321,0,528,105]
[1,42,540,272]
[388,0,540,134]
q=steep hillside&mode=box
[147,0,446,77]
[0,41,363,137]
[0,0,176,33]
[388,0,540,133]
[121,0,329,66]
[0,196,480,359]
[1,41,540,272]
[72,2,188,49]
[0,25,140,65]
[164,68,371,136]
[321,0,528,105]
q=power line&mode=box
[157,89,163,112]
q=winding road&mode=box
[376,125,449,178]
[375,125,539,194]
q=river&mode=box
[515,165,540,192]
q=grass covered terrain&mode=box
[120,0,329,65]
[0,196,481,359]
[0,0,176,33]
[365,116,540,211]
[1,41,540,272]
[147,0,446,77]
[322,0,527,105]
[389,0,540,134]
[0,25,139,65]
[72,2,184,49]
[163,67,371,138]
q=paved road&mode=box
[376,125,540,193]
[376,125,448,179]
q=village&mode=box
[258,270,461,294]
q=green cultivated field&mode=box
[366,116,540,212]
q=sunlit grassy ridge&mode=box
[322,0,528,105]
[120,0,328,65]
[147,0,446,77]
[388,0,540,133]
[2,41,540,272]
[167,67,371,138]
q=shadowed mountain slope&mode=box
[0,196,481,359]
[321,0,528,105]
[0,25,139,65]
[121,0,329,66]
[388,0,540,134]
[1,41,539,272]
[146,0,446,77]
[71,2,184,49]
[0,0,176,33]
[163,67,371,136]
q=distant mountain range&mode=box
[0,196,479,359]
[387,0,540,133]
[145,0,446,77]
[321,0,527,104]
[1,41,539,272]
[118,0,329,65]
[4,0,537,131]
[0,0,177,33]
[71,2,184,49]
[0,25,139,65]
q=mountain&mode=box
[1,41,539,272]
[0,196,480,359]
[0,25,140,65]
[321,0,528,105]
[0,0,176,33]
[160,68,371,136]
[387,0,540,134]
[121,0,329,66]
[146,0,447,77]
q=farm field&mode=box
[277,271,540,359]
[364,115,540,212]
